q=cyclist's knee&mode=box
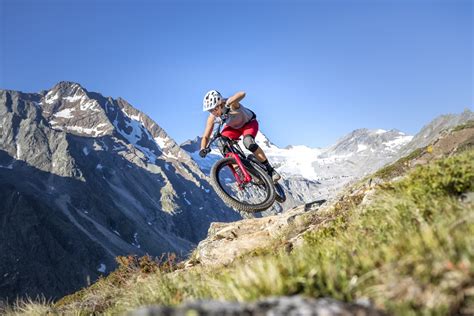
[243,135,259,152]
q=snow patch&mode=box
[44,91,60,104]
[114,113,149,149]
[97,263,106,273]
[16,144,22,160]
[80,99,101,112]
[54,108,75,119]
[154,136,167,149]
[57,125,108,137]
[132,232,141,248]
[154,136,180,159]
[64,93,87,103]
[384,135,414,151]
[121,107,141,121]
[357,144,368,152]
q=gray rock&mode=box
[129,295,382,316]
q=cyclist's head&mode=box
[203,90,222,112]
[208,105,223,117]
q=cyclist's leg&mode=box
[220,126,246,180]
[242,120,281,182]
[221,125,243,139]
[219,126,242,155]
[242,120,266,161]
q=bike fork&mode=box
[226,153,252,189]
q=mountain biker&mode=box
[199,90,281,182]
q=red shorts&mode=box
[221,119,259,140]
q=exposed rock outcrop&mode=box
[188,205,317,267]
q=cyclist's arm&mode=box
[225,91,246,110]
[201,114,215,149]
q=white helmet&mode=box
[202,90,222,112]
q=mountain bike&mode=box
[201,118,286,213]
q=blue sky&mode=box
[1,0,472,147]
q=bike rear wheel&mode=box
[247,154,286,203]
[211,157,276,212]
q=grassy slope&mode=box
[4,149,473,315]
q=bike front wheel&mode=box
[210,157,276,213]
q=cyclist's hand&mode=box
[221,114,229,122]
[199,148,209,158]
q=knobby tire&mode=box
[211,157,276,212]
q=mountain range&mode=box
[182,122,436,211]
[0,82,240,301]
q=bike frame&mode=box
[225,150,252,188]
[207,119,254,190]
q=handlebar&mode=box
[201,147,211,156]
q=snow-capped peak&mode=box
[43,82,114,138]
[255,131,279,151]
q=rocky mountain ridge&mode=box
[397,108,474,157]
[0,81,240,301]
